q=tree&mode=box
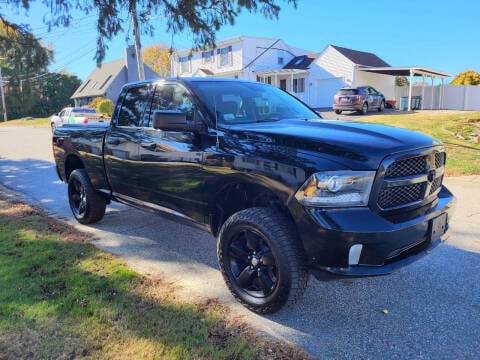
[0,19,53,119]
[36,73,82,115]
[143,45,171,77]
[0,0,297,64]
[395,76,409,87]
[450,70,480,85]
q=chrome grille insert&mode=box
[376,149,446,210]
[384,156,426,178]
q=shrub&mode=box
[87,96,106,110]
[97,99,114,117]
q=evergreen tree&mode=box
[1,0,297,64]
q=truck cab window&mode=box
[117,86,152,127]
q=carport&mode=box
[358,67,452,111]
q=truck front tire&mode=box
[68,169,106,224]
[217,207,308,313]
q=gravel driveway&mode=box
[1,126,479,359]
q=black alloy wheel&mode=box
[69,177,87,218]
[227,228,278,298]
[68,169,106,224]
[217,207,308,313]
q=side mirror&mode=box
[153,110,187,131]
[152,110,201,132]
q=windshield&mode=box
[338,89,359,95]
[189,81,319,124]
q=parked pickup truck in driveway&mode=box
[52,78,455,313]
[50,107,107,130]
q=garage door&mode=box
[314,78,346,108]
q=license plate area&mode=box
[429,213,447,241]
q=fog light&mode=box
[348,244,363,265]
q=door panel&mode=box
[134,83,210,222]
[104,85,152,199]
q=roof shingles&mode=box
[71,59,125,99]
[331,45,390,67]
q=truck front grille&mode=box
[378,182,426,209]
[375,149,446,211]
[384,156,426,178]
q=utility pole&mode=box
[0,66,7,122]
[131,4,145,81]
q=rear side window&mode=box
[339,89,358,95]
[146,83,195,126]
[117,86,152,127]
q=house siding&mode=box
[355,71,396,100]
[315,45,355,85]
[173,36,306,80]
[105,71,127,105]
[243,38,298,80]
[175,39,243,78]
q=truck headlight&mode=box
[295,171,375,207]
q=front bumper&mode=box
[293,186,455,279]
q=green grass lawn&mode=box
[3,111,479,175]
[358,111,480,176]
[0,117,50,128]
[0,194,309,360]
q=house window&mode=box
[179,56,191,74]
[294,57,304,66]
[218,46,232,67]
[202,50,214,64]
[293,78,305,93]
[277,50,284,65]
[256,76,272,84]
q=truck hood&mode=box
[226,119,442,170]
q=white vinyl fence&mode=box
[394,85,480,111]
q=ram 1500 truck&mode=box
[52,78,455,313]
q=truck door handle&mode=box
[107,138,121,145]
[140,142,157,151]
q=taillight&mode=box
[82,118,88,124]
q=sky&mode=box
[2,0,479,81]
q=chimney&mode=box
[125,45,139,82]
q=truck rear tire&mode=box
[68,169,106,224]
[217,207,308,313]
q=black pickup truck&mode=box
[53,78,455,313]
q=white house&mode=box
[172,36,310,81]
[254,44,395,107]
[173,37,395,108]
[172,36,451,110]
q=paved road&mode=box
[1,126,479,359]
